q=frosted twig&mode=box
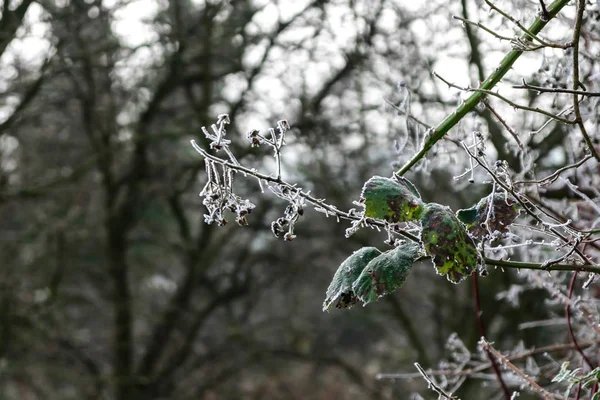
[515,155,592,186]
[561,178,600,217]
[414,362,459,400]
[479,338,558,400]
[525,271,600,335]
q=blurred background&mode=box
[1,0,598,398]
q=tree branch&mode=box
[396,0,571,176]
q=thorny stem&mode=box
[432,72,576,124]
[396,0,571,176]
[571,0,600,161]
[472,274,511,399]
[566,273,599,396]
[191,139,419,237]
[480,339,557,400]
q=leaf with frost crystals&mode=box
[456,193,520,239]
[323,247,381,311]
[352,242,419,306]
[360,176,423,223]
[420,203,484,283]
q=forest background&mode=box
[1,0,600,399]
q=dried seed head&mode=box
[283,232,296,241]
[278,120,290,131]
[271,221,283,237]
[277,217,287,226]
[217,114,230,124]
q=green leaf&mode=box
[455,206,477,226]
[360,175,424,223]
[323,247,381,311]
[352,242,419,306]
[420,203,484,283]
[457,193,520,239]
[393,173,421,199]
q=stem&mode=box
[566,273,595,370]
[472,274,511,399]
[396,0,571,176]
[485,0,570,48]
[571,0,600,160]
[514,79,600,97]
[566,273,599,396]
[480,339,556,400]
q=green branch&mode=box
[396,0,571,176]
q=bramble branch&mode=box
[396,0,571,176]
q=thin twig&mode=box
[566,273,599,397]
[414,362,458,400]
[452,15,513,42]
[514,155,592,186]
[514,79,600,97]
[482,97,524,149]
[383,97,432,129]
[571,0,600,160]
[485,258,600,275]
[526,271,600,336]
[485,0,571,49]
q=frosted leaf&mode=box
[352,242,419,306]
[456,193,520,239]
[323,247,381,311]
[420,203,484,283]
[360,175,423,223]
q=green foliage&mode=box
[456,193,520,239]
[360,175,424,223]
[352,242,419,305]
[420,203,484,283]
[323,243,419,310]
[323,247,381,311]
[324,176,494,310]
[552,362,600,399]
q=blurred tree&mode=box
[1,0,599,399]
